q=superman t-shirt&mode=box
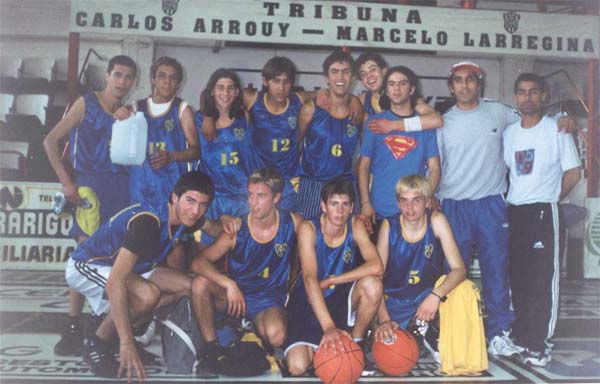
[361,110,439,219]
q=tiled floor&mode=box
[0,270,599,383]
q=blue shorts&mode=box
[385,288,432,330]
[222,290,286,323]
[284,283,356,355]
[207,194,248,221]
[244,291,286,321]
[70,172,130,239]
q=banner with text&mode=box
[0,182,76,271]
[71,0,599,59]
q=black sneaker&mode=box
[54,319,83,356]
[358,340,376,376]
[196,343,221,378]
[196,352,219,378]
[82,335,118,378]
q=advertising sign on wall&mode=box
[0,182,76,271]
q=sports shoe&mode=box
[361,357,377,376]
[358,339,376,376]
[488,330,524,357]
[196,342,221,378]
[82,335,118,378]
[54,319,83,356]
[134,319,157,346]
[522,349,550,367]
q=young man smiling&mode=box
[358,66,440,233]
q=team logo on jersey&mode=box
[346,124,357,137]
[343,247,352,263]
[274,243,287,258]
[424,244,433,259]
[503,11,520,34]
[515,148,535,175]
[384,135,417,160]
[288,116,297,130]
[162,0,180,16]
[234,127,246,140]
[164,118,175,132]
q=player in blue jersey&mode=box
[194,68,261,221]
[199,56,362,213]
[353,53,442,131]
[297,50,361,219]
[358,66,440,233]
[125,56,199,211]
[65,171,230,381]
[285,178,383,377]
[374,175,465,348]
[190,168,302,377]
[43,55,137,357]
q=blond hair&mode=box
[395,175,433,201]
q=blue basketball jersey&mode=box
[128,97,190,209]
[228,210,297,296]
[71,203,189,274]
[194,111,261,198]
[290,216,357,304]
[249,91,302,180]
[69,92,123,174]
[383,212,443,298]
[300,105,359,181]
[364,91,383,116]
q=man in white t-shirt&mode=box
[503,73,580,367]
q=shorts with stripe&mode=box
[65,258,153,315]
[385,288,432,330]
[284,282,356,356]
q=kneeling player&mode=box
[374,175,466,353]
[284,178,383,376]
[191,169,302,377]
[66,171,224,381]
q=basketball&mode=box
[313,337,364,384]
[372,329,419,376]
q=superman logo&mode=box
[384,135,417,160]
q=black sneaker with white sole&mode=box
[54,319,83,356]
[82,335,118,378]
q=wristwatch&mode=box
[430,291,447,302]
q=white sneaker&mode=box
[488,331,524,357]
[135,319,157,346]
[522,349,550,367]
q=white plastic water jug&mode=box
[110,111,148,165]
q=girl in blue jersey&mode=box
[194,69,262,221]
[374,175,466,344]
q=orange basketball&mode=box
[313,337,364,384]
[372,329,419,376]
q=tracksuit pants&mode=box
[441,195,515,339]
[507,202,562,354]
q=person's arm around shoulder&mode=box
[43,97,85,203]
[415,211,466,322]
[367,99,442,134]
